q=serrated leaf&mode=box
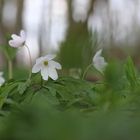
[0,83,18,109]
[17,79,31,95]
[32,88,59,106]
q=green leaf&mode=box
[0,83,18,109]
[43,77,95,109]
[105,61,125,90]
[124,57,138,88]
[17,79,31,95]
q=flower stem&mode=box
[41,75,43,87]
[8,60,13,79]
[82,64,93,80]
[25,44,32,79]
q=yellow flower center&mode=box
[44,61,48,66]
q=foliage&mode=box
[58,23,94,70]
[0,57,140,139]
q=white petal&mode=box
[41,67,49,80]
[20,30,26,41]
[9,31,25,48]
[32,63,42,73]
[16,38,25,45]
[49,60,62,69]
[9,40,20,48]
[48,67,58,80]
[0,77,5,86]
[36,56,46,64]
[93,49,102,62]
[93,49,107,73]
[11,34,21,40]
[44,54,56,61]
[94,59,107,73]
[9,37,25,48]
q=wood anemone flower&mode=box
[9,30,26,48]
[32,54,62,80]
[93,49,107,74]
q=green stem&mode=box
[25,44,32,79]
[8,60,13,79]
[82,64,93,80]
[41,76,43,87]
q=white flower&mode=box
[32,54,62,80]
[0,72,5,86]
[9,30,26,48]
[93,49,107,73]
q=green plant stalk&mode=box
[82,64,93,80]
[8,60,13,79]
[41,76,43,87]
[25,44,32,79]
